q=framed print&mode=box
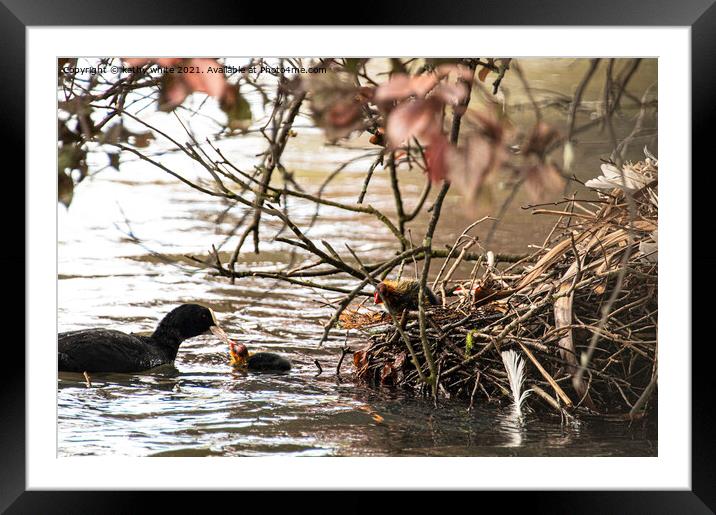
[2,0,713,512]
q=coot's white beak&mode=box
[210,325,228,340]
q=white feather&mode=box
[501,349,531,415]
[486,250,495,269]
[585,163,650,192]
[563,142,575,172]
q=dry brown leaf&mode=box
[477,66,491,82]
[369,127,386,146]
[353,350,368,370]
[339,309,388,330]
[393,352,407,369]
[379,363,397,385]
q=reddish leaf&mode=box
[446,135,494,195]
[158,72,190,112]
[425,134,451,183]
[307,74,369,140]
[374,73,439,103]
[122,57,182,67]
[355,86,375,103]
[430,82,468,106]
[156,58,182,67]
[385,97,442,148]
[375,66,471,152]
[122,57,151,67]
[325,99,363,129]
[444,109,511,200]
[127,58,229,113]
[435,63,476,83]
[181,58,227,98]
[375,66,472,105]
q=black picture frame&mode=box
[2,1,712,513]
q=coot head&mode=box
[228,340,249,367]
[373,282,388,304]
[157,303,218,340]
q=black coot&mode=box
[58,304,218,373]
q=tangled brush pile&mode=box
[346,151,658,419]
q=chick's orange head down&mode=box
[229,340,249,366]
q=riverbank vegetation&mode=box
[347,155,657,420]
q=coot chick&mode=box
[58,304,219,373]
[228,340,292,373]
[374,279,439,313]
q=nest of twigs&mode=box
[345,155,658,420]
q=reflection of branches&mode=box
[566,59,600,144]
[603,59,619,165]
[484,174,525,247]
[613,83,657,162]
[612,58,642,114]
[512,62,541,124]
[549,58,644,154]
[113,204,203,275]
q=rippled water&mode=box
[58,59,657,457]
